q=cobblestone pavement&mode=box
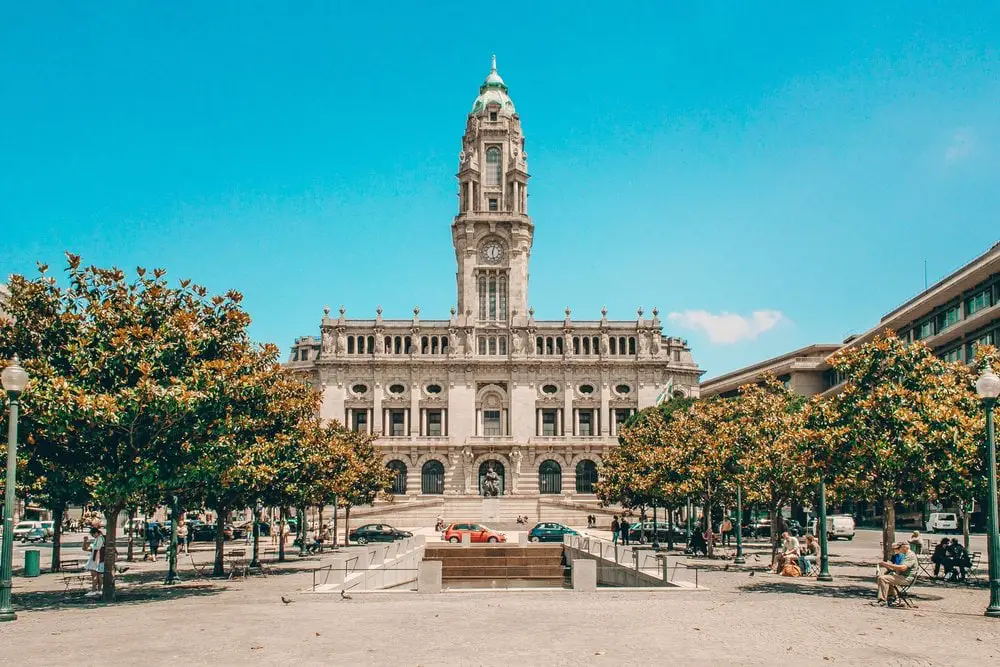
[1,529,998,666]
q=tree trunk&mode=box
[102,505,123,602]
[344,505,351,547]
[50,505,65,573]
[882,500,895,562]
[962,501,972,551]
[317,504,324,553]
[278,507,286,562]
[212,506,227,577]
[331,495,338,551]
[126,506,135,562]
[704,494,713,557]
[667,507,675,551]
[770,506,783,566]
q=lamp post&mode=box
[817,478,832,581]
[975,363,1000,617]
[734,485,745,565]
[1,357,28,622]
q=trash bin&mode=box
[24,549,41,577]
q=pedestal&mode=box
[482,497,500,523]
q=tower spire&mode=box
[491,54,497,72]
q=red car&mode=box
[442,522,506,544]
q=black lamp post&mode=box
[817,478,833,581]
[1,357,29,622]
[975,363,1000,617]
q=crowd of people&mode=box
[930,537,972,581]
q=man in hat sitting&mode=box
[874,542,917,606]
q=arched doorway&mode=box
[575,460,598,493]
[421,460,444,494]
[387,460,407,495]
[538,460,562,494]
[478,460,505,496]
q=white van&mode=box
[810,515,856,540]
[926,513,958,533]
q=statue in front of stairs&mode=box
[482,465,501,497]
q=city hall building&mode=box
[286,59,702,522]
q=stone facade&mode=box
[286,58,703,515]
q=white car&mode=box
[40,520,55,538]
[809,515,856,540]
[926,513,958,533]
[12,521,42,539]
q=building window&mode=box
[421,460,444,494]
[387,460,407,495]
[536,337,543,355]
[478,337,486,355]
[576,460,599,494]
[483,409,502,436]
[582,337,590,355]
[967,289,993,316]
[942,347,963,363]
[427,410,443,436]
[628,337,636,355]
[615,408,631,430]
[426,384,443,395]
[538,460,562,495]
[498,276,507,320]
[579,384,594,395]
[488,336,497,355]
[938,304,961,332]
[390,410,405,437]
[498,336,507,355]
[351,383,368,395]
[609,337,617,355]
[388,383,405,395]
[541,384,558,395]
[615,384,631,395]
[479,275,488,319]
[478,461,505,496]
[968,333,994,360]
[486,147,501,186]
[488,198,498,211]
[917,319,935,340]
[541,410,557,436]
[579,411,593,436]
[347,337,355,354]
[489,110,498,121]
[352,410,368,433]
[489,277,497,319]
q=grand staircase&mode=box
[423,544,568,589]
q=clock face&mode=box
[482,242,504,264]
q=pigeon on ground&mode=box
[749,571,755,577]
[340,589,352,600]
[724,564,730,571]
[281,596,294,604]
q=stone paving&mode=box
[1,529,999,666]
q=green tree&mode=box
[827,332,982,560]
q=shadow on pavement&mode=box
[740,579,947,602]
[13,583,224,612]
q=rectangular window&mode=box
[478,275,488,319]
[937,304,961,332]
[498,277,507,320]
[427,411,442,436]
[353,411,368,433]
[489,277,497,320]
[490,111,498,121]
[967,289,993,316]
[488,337,497,355]
[483,410,502,436]
[488,198,498,211]
[542,410,556,436]
[300,349,308,361]
[478,337,487,355]
[615,409,631,429]
[917,319,935,340]
[391,411,405,437]
[941,347,963,363]
[579,411,593,437]
[499,336,507,355]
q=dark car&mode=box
[628,521,686,543]
[191,523,234,541]
[349,523,413,545]
[527,522,578,543]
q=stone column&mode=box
[475,408,482,436]
[366,408,373,434]
[574,409,580,437]
[346,408,353,430]
[420,409,427,437]
[383,408,390,436]
[410,385,420,436]
[557,408,563,436]
[501,408,507,436]
[402,410,409,438]
[373,385,383,435]
[600,385,611,436]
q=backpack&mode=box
[781,562,801,577]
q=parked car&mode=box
[926,512,958,533]
[191,523,234,541]
[747,519,772,538]
[809,515,856,540]
[442,522,506,543]
[235,521,271,537]
[12,521,42,541]
[627,521,686,543]
[349,523,413,545]
[528,522,578,543]
[784,519,805,537]
[40,520,55,538]
[21,526,48,543]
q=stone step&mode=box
[441,565,566,578]
[430,556,563,567]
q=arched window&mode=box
[489,277,497,319]
[536,337,543,355]
[538,460,562,495]
[394,336,402,355]
[404,336,412,354]
[619,336,627,355]
[546,337,553,355]
[628,337,636,355]
[485,147,501,186]
[387,460,407,495]
[609,337,616,355]
[431,336,439,354]
[556,337,564,354]
[576,460,598,494]
[478,460,505,496]
[366,336,375,355]
[441,336,449,353]
[357,336,365,354]
[421,460,444,495]
[582,337,590,355]
[348,337,355,354]
[421,336,429,354]
[593,337,600,355]
[384,336,392,354]
[573,337,581,355]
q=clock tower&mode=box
[453,56,532,327]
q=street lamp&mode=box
[816,478,833,581]
[975,363,1000,617]
[1,356,29,622]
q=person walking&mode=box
[177,521,189,555]
[611,516,620,546]
[84,524,106,598]
[146,523,161,562]
[620,516,631,546]
[719,517,733,546]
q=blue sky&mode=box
[1,2,998,378]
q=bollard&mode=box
[572,559,597,591]
[461,532,471,547]
[330,556,347,585]
[418,560,442,593]
[518,532,528,547]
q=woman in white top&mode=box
[84,525,105,597]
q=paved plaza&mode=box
[1,528,998,665]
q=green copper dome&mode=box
[471,55,516,115]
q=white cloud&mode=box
[944,128,975,164]
[667,309,787,345]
